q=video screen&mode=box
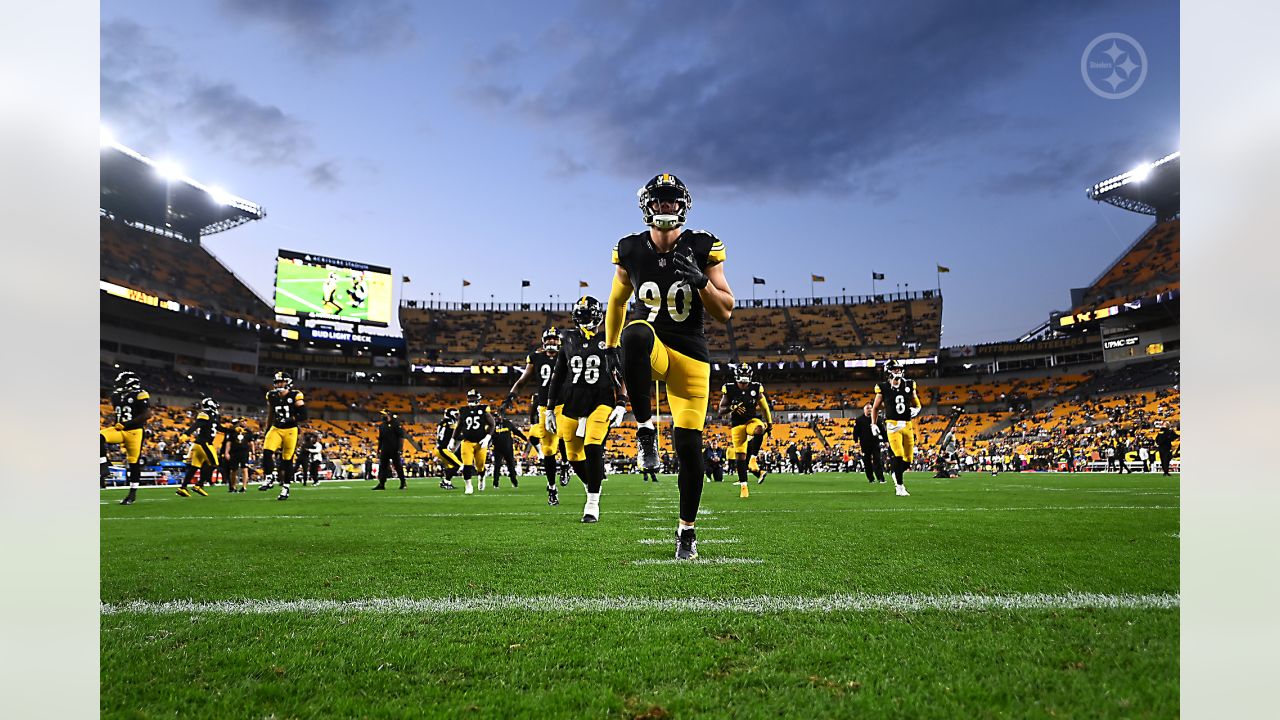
[273,249,393,326]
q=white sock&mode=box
[129,482,138,489]
[677,524,693,535]
[638,419,655,431]
[585,492,601,515]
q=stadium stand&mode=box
[1070,219,1179,312]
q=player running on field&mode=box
[870,359,920,496]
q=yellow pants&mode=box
[437,446,462,469]
[187,435,225,468]
[627,319,710,431]
[263,426,300,461]
[101,427,144,463]
[528,406,558,456]
[730,419,766,455]
[460,440,488,471]
[886,420,916,462]
[555,404,612,462]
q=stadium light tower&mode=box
[155,160,183,182]
[207,186,233,206]
[99,125,116,148]
[1129,162,1153,182]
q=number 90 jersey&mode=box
[524,350,557,408]
[875,379,918,422]
[552,328,619,417]
[613,229,726,363]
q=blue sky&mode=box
[101,0,1178,345]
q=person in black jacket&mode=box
[704,440,725,483]
[1155,423,1179,475]
[373,411,408,490]
[489,409,530,488]
[853,403,887,483]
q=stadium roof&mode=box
[99,133,264,241]
[1086,151,1179,220]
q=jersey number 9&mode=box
[638,281,693,323]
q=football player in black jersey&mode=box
[223,418,255,493]
[457,389,495,495]
[435,408,462,489]
[870,360,921,496]
[717,363,773,498]
[102,371,151,505]
[605,173,735,559]
[546,296,629,522]
[176,397,222,497]
[504,327,562,498]
[258,371,307,500]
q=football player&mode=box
[488,407,530,489]
[870,360,921,496]
[606,173,734,560]
[175,397,222,497]
[101,371,151,505]
[257,371,307,500]
[717,363,772,497]
[457,390,494,495]
[545,296,629,522]
[347,272,369,310]
[504,327,563,504]
[434,408,462,489]
[322,271,342,314]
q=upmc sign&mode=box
[1103,336,1139,350]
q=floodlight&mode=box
[1129,162,1152,182]
[208,186,234,206]
[100,125,115,148]
[156,160,183,181]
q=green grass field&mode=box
[101,472,1179,719]
[273,259,392,323]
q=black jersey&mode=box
[549,327,619,417]
[267,389,306,429]
[190,411,221,444]
[435,417,456,447]
[110,387,150,430]
[612,229,726,362]
[875,379,919,422]
[457,405,492,442]
[377,419,405,453]
[524,350,558,407]
[721,381,766,425]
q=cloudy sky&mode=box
[101,0,1178,345]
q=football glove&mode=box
[871,424,881,438]
[670,252,709,290]
[480,436,491,449]
[608,404,627,428]
[501,393,516,411]
[545,411,557,434]
[602,346,623,382]
[910,406,921,418]
[765,422,773,436]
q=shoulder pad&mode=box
[613,233,639,265]
[688,231,726,265]
[136,391,150,401]
[197,412,209,421]
[295,391,306,401]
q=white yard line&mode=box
[101,592,1180,616]
[631,557,763,566]
[638,538,740,545]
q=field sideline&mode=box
[101,472,1179,718]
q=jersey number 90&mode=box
[638,281,693,323]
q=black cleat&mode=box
[277,493,289,501]
[637,427,659,472]
[372,484,386,490]
[119,493,136,506]
[399,483,407,490]
[675,527,698,560]
[511,478,518,488]
[581,514,598,523]
[548,489,559,506]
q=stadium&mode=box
[100,128,1180,716]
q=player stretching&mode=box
[102,371,151,505]
[175,397,222,497]
[545,296,629,523]
[258,371,307,500]
[322,271,342,315]
[606,173,734,560]
[717,363,772,497]
[457,390,494,495]
[504,327,563,505]
[871,360,920,497]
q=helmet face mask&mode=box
[572,296,605,331]
[734,363,753,386]
[542,327,561,355]
[273,371,293,392]
[200,397,218,414]
[114,371,140,390]
[638,173,690,230]
[885,360,905,382]
[466,389,481,405]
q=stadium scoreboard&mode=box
[273,249,394,326]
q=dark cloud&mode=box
[218,0,414,57]
[101,18,344,183]
[466,1,1114,196]
[180,82,312,166]
[307,160,342,189]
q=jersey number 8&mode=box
[638,281,693,323]
[894,395,907,416]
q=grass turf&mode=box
[101,472,1179,718]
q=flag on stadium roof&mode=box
[579,280,589,288]
[402,276,412,283]
[872,272,885,280]
[753,277,766,285]
[937,265,951,273]
[811,274,825,282]
[521,279,531,287]
[462,279,471,287]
